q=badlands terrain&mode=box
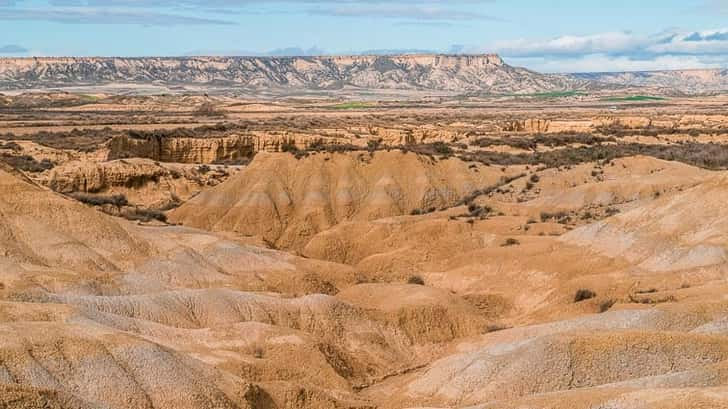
[2,85,728,409]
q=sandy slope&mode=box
[5,150,728,408]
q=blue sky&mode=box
[1,0,728,72]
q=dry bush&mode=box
[464,141,728,170]
[599,299,616,313]
[502,238,520,247]
[307,138,361,153]
[0,141,22,151]
[121,208,167,223]
[407,275,425,285]
[0,154,54,172]
[574,289,596,303]
[540,211,570,224]
[71,193,128,207]
[192,102,225,117]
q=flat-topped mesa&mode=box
[0,53,581,93]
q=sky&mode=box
[1,0,728,72]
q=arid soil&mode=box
[3,92,728,408]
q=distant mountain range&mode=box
[571,69,728,94]
[0,54,725,94]
[0,54,589,94]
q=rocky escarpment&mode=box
[0,54,591,93]
[45,159,233,209]
[107,134,257,163]
[106,133,344,163]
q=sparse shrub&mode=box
[407,275,425,285]
[530,174,540,183]
[628,293,677,304]
[157,194,183,212]
[605,207,620,217]
[367,138,382,152]
[599,299,616,313]
[197,164,211,174]
[465,203,492,219]
[432,142,453,156]
[461,139,728,171]
[192,102,224,117]
[121,208,167,223]
[485,324,509,333]
[306,138,360,154]
[0,154,54,172]
[71,193,128,208]
[354,274,369,285]
[540,211,570,223]
[502,238,520,247]
[574,289,597,303]
[281,140,299,154]
[0,141,21,151]
[636,288,658,294]
[401,142,455,157]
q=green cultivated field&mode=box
[603,95,667,102]
[329,102,375,110]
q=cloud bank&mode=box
[1,0,497,25]
[482,29,728,72]
[0,44,28,54]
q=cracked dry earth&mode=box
[3,95,728,409]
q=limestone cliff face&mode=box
[0,54,588,93]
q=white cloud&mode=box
[490,32,646,58]
[0,6,234,24]
[478,29,728,72]
[648,29,728,54]
[309,5,501,21]
[5,0,499,25]
[486,29,728,58]
[508,54,725,73]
